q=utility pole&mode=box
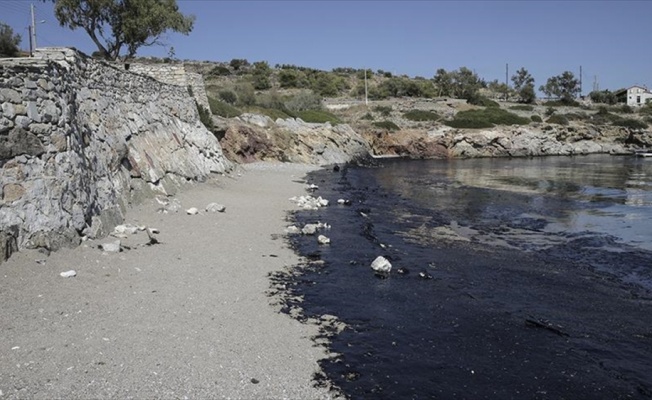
[31,4,37,51]
[364,68,368,106]
[505,63,509,101]
[28,25,33,57]
[580,65,583,97]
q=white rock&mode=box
[317,235,331,245]
[186,207,199,215]
[285,225,301,234]
[371,256,392,274]
[307,183,319,191]
[317,197,329,207]
[302,224,319,235]
[60,270,77,278]
[148,227,160,234]
[100,240,121,253]
[205,203,226,213]
[114,224,138,235]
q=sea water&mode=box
[286,154,652,399]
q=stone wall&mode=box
[0,47,231,260]
[126,62,210,111]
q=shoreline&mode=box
[0,162,337,399]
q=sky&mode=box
[1,0,651,95]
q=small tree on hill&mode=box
[0,23,21,57]
[511,67,536,103]
[46,0,194,60]
[539,71,580,104]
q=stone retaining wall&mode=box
[0,47,231,261]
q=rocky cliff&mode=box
[0,48,232,260]
[363,123,648,159]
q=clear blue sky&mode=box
[2,0,651,94]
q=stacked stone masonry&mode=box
[0,47,231,261]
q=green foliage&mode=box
[639,105,652,116]
[196,101,213,130]
[589,89,617,105]
[466,94,499,108]
[539,71,580,104]
[278,69,305,88]
[619,104,634,114]
[509,105,534,111]
[209,65,231,76]
[50,0,194,60]
[403,110,440,121]
[207,96,242,118]
[511,67,536,103]
[234,82,256,106]
[546,114,569,125]
[0,23,21,57]
[284,91,322,112]
[218,90,237,104]
[373,105,392,117]
[246,106,291,120]
[373,120,400,131]
[433,67,485,100]
[444,108,530,129]
[255,90,286,110]
[251,61,272,90]
[295,110,341,124]
[531,115,543,123]
[545,106,556,116]
[361,112,374,120]
[614,118,648,129]
[229,58,250,70]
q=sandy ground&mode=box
[0,162,337,399]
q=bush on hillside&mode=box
[510,105,534,111]
[196,102,214,130]
[613,118,648,129]
[218,90,237,104]
[403,110,440,121]
[546,114,569,125]
[531,115,543,123]
[234,82,256,106]
[295,110,341,124]
[373,105,392,117]
[361,112,374,120]
[373,120,400,131]
[208,96,242,118]
[209,65,231,76]
[285,91,322,112]
[444,108,530,129]
[466,94,499,108]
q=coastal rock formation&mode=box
[0,48,231,260]
[217,114,372,165]
[364,124,640,159]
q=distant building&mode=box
[614,85,652,107]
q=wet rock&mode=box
[285,225,301,234]
[371,256,392,275]
[337,199,352,205]
[317,235,331,245]
[302,224,319,235]
[397,267,410,275]
[418,271,434,280]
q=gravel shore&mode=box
[0,162,336,399]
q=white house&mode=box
[615,85,652,107]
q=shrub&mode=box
[373,120,400,131]
[546,114,569,125]
[543,99,580,107]
[619,104,634,114]
[614,118,648,129]
[639,105,652,116]
[0,23,21,58]
[256,91,286,110]
[373,105,392,117]
[218,90,237,104]
[285,91,322,112]
[209,65,231,76]
[196,102,214,130]
[509,105,534,111]
[246,106,292,120]
[531,115,543,123]
[444,108,530,129]
[229,58,250,70]
[208,96,242,118]
[403,110,440,121]
[234,83,256,106]
[466,94,499,108]
[295,110,341,124]
[545,107,556,116]
[361,112,374,120]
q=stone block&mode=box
[1,103,15,119]
[2,183,25,202]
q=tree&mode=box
[539,71,580,104]
[433,68,453,97]
[589,89,617,105]
[511,67,536,103]
[0,23,21,57]
[47,0,194,60]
